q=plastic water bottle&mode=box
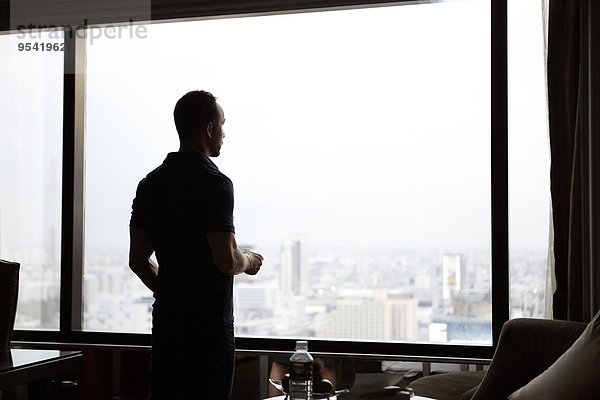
[289,340,313,400]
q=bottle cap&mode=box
[295,340,308,351]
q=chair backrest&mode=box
[471,317,588,400]
[0,259,20,350]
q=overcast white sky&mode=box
[84,0,499,253]
[0,0,549,257]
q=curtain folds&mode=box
[547,0,600,322]
[542,0,555,320]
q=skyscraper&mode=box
[441,253,465,313]
[280,237,306,295]
[315,289,419,341]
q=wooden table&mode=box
[0,349,82,389]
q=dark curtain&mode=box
[548,0,600,322]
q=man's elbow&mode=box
[129,257,144,274]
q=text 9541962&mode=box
[17,42,64,52]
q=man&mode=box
[129,90,263,400]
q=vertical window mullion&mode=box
[60,29,86,334]
[491,0,509,347]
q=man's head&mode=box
[173,90,225,157]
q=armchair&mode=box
[409,318,588,400]
[0,259,26,400]
[0,259,19,350]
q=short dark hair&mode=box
[173,90,219,141]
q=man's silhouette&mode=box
[129,90,263,399]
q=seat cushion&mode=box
[508,310,600,400]
[409,371,485,400]
[460,385,479,400]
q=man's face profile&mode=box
[208,104,225,157]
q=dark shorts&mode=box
[150,323,235,400]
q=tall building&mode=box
[234,282,277,316]
[316,289,419,341]
[387,295,420,340]
[441,253,465,312]
[280,238,306,295]
[233,282,278,335]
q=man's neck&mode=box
[179,142,210,156]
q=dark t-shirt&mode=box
[130,151,235,325]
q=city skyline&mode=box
[83,235,544,346]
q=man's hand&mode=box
[207,232,264,275]
[243,249,263,275]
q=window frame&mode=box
[12,0,508,362]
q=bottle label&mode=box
[290,361,313,381]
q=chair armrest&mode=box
[0,260,20,350]
[471,318,587,400]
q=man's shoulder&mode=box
[135,163,166,189]
[200,158,232,187]
[210,169,232,185]
[135,153,232,190]
[136,159,232,195]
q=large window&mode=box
[83,1,493,345]
[7,0,553,361]
[0,0,554,361]
[0,30,64,330]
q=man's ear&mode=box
[206,122,213,138]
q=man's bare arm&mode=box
[207,232,263,276]
[129,227,158,292]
